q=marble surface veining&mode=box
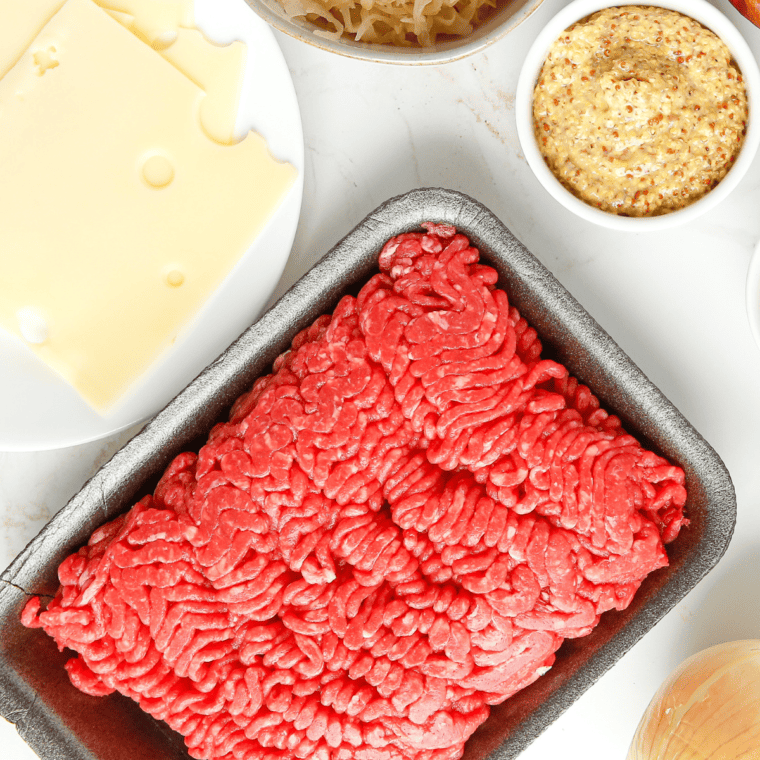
[4,1,760,758]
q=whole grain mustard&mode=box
[533,6,748,216]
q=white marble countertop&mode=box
[4,0,760,758]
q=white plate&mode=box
[0,0,304,452]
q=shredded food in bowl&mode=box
[277,0,498,46]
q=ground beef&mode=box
[23,223,688,760]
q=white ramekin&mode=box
[515,0,760,231]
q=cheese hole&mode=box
[166,269,185,287]
[152,31,178,51]
[142,154,174,188]
[33,46,59,76]
[17,307,49,344]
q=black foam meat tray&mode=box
[0,188,736,760]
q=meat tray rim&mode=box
[0,187,736,760]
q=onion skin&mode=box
[627,640,760,760]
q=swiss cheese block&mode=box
[0,0,192,77]
[161,29,246,144]
[96,0,194,43]
[0,0,296,412]
[0,0,240,144]
[0,0,63,78]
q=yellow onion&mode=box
[627,640,760,760]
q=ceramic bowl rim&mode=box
[243,0,545,63]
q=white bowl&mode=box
[746,237,760,351]
[245,0,544,64]
[515,0,760,231]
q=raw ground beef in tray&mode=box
[23,223,688,760]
